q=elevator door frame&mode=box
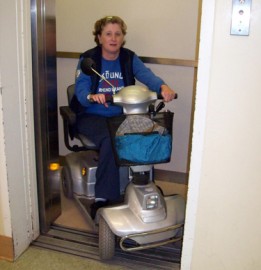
[31,0,61,233]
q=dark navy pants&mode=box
[76,114,120,201]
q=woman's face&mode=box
[98,23,125,59]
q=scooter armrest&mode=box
[60,106,77,125]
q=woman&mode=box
[74,16,176,219]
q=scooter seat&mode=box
[77,133,97,148]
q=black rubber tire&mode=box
[99,216,115,260]
[61,166,73,199]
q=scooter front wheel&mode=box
[99,215,115,260]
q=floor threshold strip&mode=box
[32,225,182,270]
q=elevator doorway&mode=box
[31,0,197,268]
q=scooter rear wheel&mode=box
[99,216,115,260]
[61,166,73,199]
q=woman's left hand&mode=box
[160,85,176,102]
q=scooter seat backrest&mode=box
[68,84,85,115]
[64,84,97,150]
[67,84,75,104]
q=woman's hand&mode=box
[160,85,176,102]
[88,94,109,108]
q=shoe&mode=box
[90,200,108,219]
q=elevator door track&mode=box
[32,225,182,270]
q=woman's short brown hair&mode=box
[93,16,127,46]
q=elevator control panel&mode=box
[230,0,252,36]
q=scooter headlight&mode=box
[146,194,158,209]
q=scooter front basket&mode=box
[107,111,174,166]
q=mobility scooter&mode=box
[60,59,186,260]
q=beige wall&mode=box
[182,0,261,269]
[56,0,198,59]
[56,0,200,173]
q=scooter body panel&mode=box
[98,183,186,245]
[63,150,129,198]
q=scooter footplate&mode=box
[119,223,184,252]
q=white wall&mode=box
[0,0,39,259]
[182,0,261,269]
[56,0,200,173]
[0,87,11,237]
[1,0,261,268]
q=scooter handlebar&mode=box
[89,92,177,104]
[105,93,178,104]
[105,95,113,103]
[88,94,113,103]
[157,93,178,100]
